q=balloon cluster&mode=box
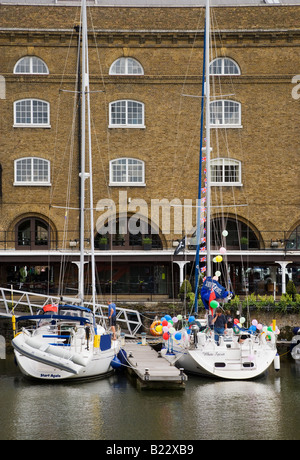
[157,314,198,341]
[233,318,280,336]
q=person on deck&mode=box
[212,307,227,344]
[108,301,117,340]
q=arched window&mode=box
[210,100,241,127]
[110,158,145,186]
[109,100,145,128]
[14,99,50,127]
[211,158,242,186]
[14,56,49,75]
[14,158,50,186]
[287,226,300,250]
[16,217,50,250]
[210,57,240,76]
[109,57,144,75]
[95,217,162,250]
[211,217,260,250]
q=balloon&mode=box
[215,271,221,277]
[163,332,169,340]
[156,325,163,333]
[267,326,273,332]
[213,257,217,263]
[174,332,182,341]
[186,328,191,334]
[165,315,172,321]
[222,230,228,237]
[240,317,246,324]
[172,317,178,323]
[210,300,219,309]
[234,318,239,325]
[168,320,174,325]
[177,315,182,321]
[161,317,166,322]
[163,326,169,333]
[219,247,226,254]
[215,255,223,263]
[252,319,258,327]
[257,323,262,330]
[188,316,195,323]
[169,327,175,335]
[162,320,168,327]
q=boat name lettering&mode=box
[40,373,61,379]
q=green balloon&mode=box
[210,300,219,309]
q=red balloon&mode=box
[162,320,168,327]
[234,318,239,325]
[163,332,169,340]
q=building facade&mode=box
[0,0,300,300]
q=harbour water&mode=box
[0,354,299,441]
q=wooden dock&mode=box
[123,341,187,390]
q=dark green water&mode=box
[0,355,299,440]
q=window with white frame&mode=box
[109,100,145,128]
[211,158,242,186]
[109,57,144,75]
[210,100,241,127]
[110,158,145,186]
[14,56,49,74]
[14,99,50,127]
[14,158,51,185]
[210,57,240,76]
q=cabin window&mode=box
[210,57,240,76]
[110,158,145,186]
[14,56,49,74]
[109,100,145,128]
[210,100,241,127]
[14,158,50,186]
[14,99,50,127]
[109,57,144,75]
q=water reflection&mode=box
[0,356,299,440]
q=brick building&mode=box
[0,0,299,300]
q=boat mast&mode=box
[79,0,88,306]
[79,0,97,312]
[205,0,211,278]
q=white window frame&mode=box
[109,57,144,75]
[210,57,240,76]
[14,157,51,186]
[109,158,145,187]
[14,99,50,128]
[109,100,145,128]
[211,158,242,186]
[14,56,49,75]
[210,100,242,128]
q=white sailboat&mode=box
[162,0,278,380]
[11,0,120,381]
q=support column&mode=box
[275,261,293,294]
[173,261,190,287]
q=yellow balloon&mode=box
[215,255,223,263]
[156,325,163,333]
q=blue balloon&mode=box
[160,317,166,322]
[165,315,172,321]
[188,316,195,323]
[174,332,182,340]
[186,328,191,334]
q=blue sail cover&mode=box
[201,276,228,310]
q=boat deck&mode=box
[123,340,187,390]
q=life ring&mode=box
[150,320,162,336]
[260,330,276,346]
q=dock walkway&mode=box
[123,340,187,390]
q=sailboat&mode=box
[161,0,278,380]
[11,0,120,381]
